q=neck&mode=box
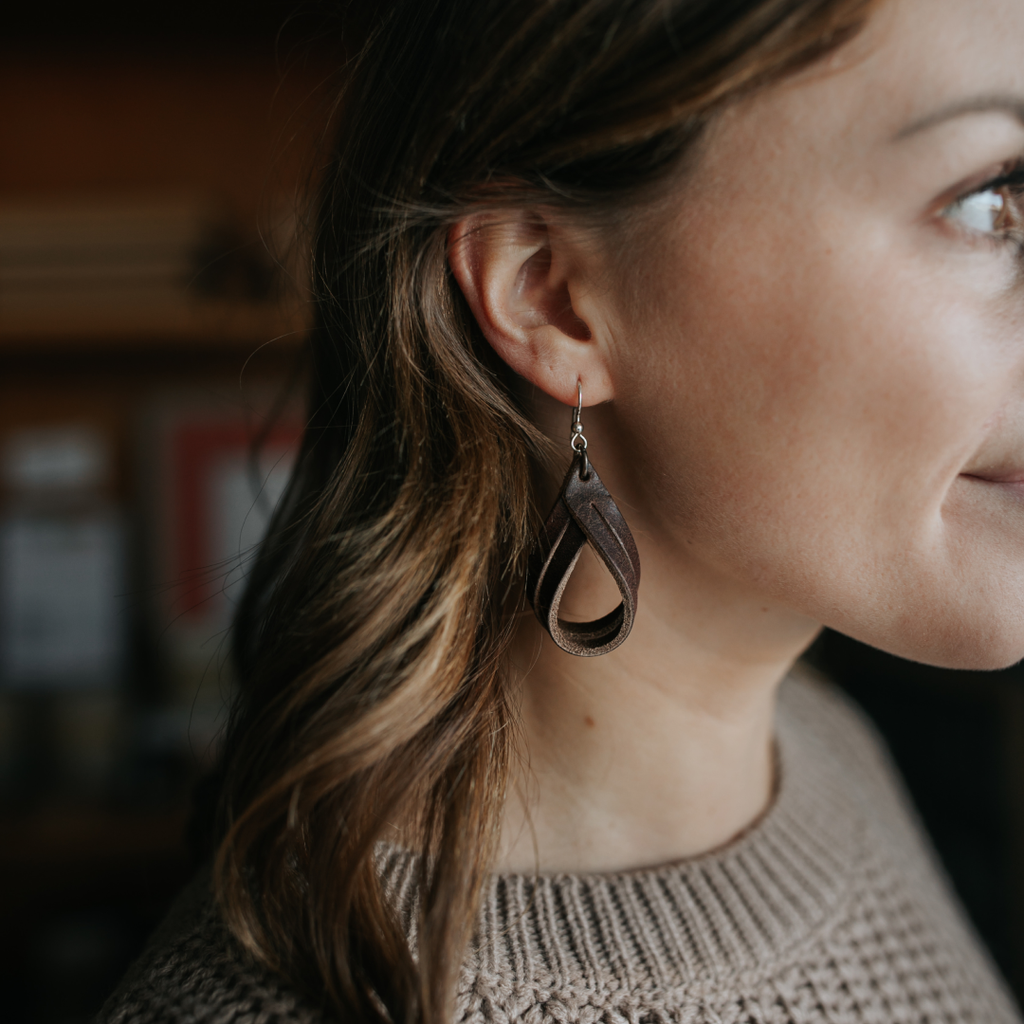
[496,541,820,874]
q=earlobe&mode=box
[447,211,614,408]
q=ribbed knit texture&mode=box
[99,670,1023,1023]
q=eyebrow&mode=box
[895,95,1024,140]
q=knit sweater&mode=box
[100,670,1023,1023]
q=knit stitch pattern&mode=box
[99,670,1023,1023]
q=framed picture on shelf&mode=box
[143,393,303,759]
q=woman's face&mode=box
[603,0,1024,669]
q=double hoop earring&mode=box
[526,381,640,656]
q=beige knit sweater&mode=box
[100,670,1022,1023]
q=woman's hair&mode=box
[215,1,878,1021]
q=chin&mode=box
[924,645,1024,673]
[858,609,1024,672]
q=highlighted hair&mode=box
[216,1,878,1021]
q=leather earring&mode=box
[526,381,640,656]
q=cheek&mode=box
[614,206,1024,667]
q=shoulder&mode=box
[98,869,327,1024]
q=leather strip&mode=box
[526,453,640,656]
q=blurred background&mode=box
[0,3,1022,1021]
[0,3,347,1019]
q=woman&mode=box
[103,0,1024,1021]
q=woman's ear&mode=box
[447,210,614,408]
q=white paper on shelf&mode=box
[0,512,125,689]
[208,445,294,615]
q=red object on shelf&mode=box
[169,418,302,620]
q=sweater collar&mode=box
[381,678,867,989]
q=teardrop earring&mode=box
[526,381,640,656]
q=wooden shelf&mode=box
[0,296,309,350]
[0,805,188,865]
[0,806,191,917]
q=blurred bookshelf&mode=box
[0,10,331,1020]
[0,197,308,348]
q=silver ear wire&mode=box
[570,379,589,477]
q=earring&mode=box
[526,381,640,656]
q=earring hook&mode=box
[570,378,590,477]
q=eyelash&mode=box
[944,157,1024,254]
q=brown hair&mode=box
[216,1,878,1021]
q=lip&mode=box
[961,472,1024,485]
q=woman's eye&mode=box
[942,183,1020,237]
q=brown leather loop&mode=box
[526,453,640,656]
